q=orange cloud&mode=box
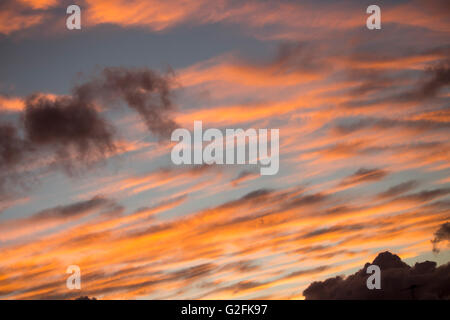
[0,96,24,112]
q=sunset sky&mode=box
[0,0,449,299]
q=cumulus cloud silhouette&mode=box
[75,296,97,300]
[303,251,450,299]
[432,222,450,253]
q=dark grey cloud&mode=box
[333,117,450,135]
[344,59,450,108]
[0,67,178,197]
[30,195,122,223]
[0,124,28,168]
[0,195,123,236]
[0,124,32,197]
[169,263,216,281]
[377,180,419,199]
[432,222,450,253]
[303,251,450,299]
[417,60,450,99]
[75,67,178,139]
[343,45,449,97]
[343,65,403,98]
[23,93,116,171]
[394,187,450,203]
